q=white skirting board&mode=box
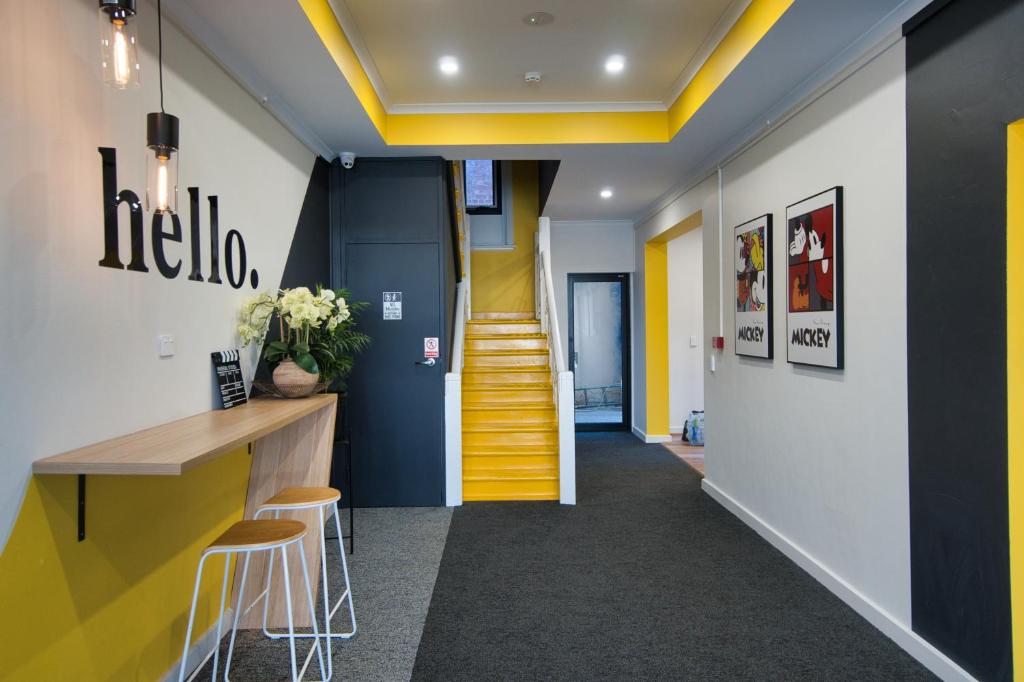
[631,426,672,444]
[700,479,976,682]
[159,608,235,682]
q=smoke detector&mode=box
[525,71,542,83]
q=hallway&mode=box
[412,433,932,680]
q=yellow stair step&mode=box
[463,388,553,404]
[466,320,542,335]
[462,406,556,426]
[464,350,549,368]
[465,337,549,351]
[463,479,559,501]
[463,454,558,469]
[463,429,558,448]
[462,445,558,456]
[471,313,536,320]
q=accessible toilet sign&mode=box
[383,291,402,320]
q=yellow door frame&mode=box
[644,210,703,439]
[1008,119,1023,682]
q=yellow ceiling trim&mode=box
[298,0,388,138]
[297,0,792,146]
[387,111,667,146]
[667,0,794,137]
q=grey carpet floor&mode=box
[410,432,935,681]
[193,506,451,681]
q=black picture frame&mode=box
[733,213,773,359]
[785,186,844,369]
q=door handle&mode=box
[416,358,436,367]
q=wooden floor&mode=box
[662,435,704,475]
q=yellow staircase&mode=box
[462,316,560,501]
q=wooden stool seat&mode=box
[259,486,341,509]
[207,520,306,552]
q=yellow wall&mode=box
[1008,119,1023,682]
[471,161,539,314]
[644,211,704,438]
[0,448,251,681]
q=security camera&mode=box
[340,152,356,169]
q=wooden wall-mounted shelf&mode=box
[31,394,338,628]
[32,394,336,476]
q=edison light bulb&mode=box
[99,2,140,89]
[146,112,180,214]
[146,152,178,214]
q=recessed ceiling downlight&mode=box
[523,11,554,26]
[439,56,459,75]
[600,188,614,199]
[605,54,625,74]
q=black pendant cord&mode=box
[157,0,165,113]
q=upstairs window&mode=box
[464,160,502,215]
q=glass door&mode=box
[568,274,631,431]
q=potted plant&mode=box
[238,286,369,398]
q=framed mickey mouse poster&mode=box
[786,187,843,369]
[734,214,773,359]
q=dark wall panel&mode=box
[905,1,1024,679]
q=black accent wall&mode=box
[905,1,1023,679]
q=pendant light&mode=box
[146,0,179,215]
[98,0,141,88]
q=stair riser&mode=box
[464,354,548,368]
[463,455,559,470]
[463,480,559,500]
[471,313,535,320]
[464,431,558,448]
[462,372,551,385]
[463,390,553,405]
[466,322,542,335]
[465,338,548,351]
[462,410,556,426]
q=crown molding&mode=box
[327,0,392,109]
[327,0,749,116]
[162,0,334,160]
[662,0,753,107]
[635,0,932,228]
[389,101,667,115]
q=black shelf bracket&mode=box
[77,474,86,542]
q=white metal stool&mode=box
[254,487,356,681]
[178,519,325,682]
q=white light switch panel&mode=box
[689,335,698,348]
[158,334,176,358]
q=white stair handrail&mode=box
[444,163,471,507]
[536,217,576,505]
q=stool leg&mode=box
[332,503,357,638]
[222,551,252,682]
[209,554,233,680]
[260,545,277,639]
[317,508,334,680]
[178,554,210,682]
[298,543,327,682]
[280,543,299,682]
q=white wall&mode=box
[0,0,314,550]
[549,220,634,366]
[668,228,704,431]
[632,175,719,438]
[634,41,915,640]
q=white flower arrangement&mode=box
[237,285,368,383]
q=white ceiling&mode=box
[337,0,739,106]
[164,0,928,223]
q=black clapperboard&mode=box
[212,350,248,409]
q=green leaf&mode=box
[293,342,310,354]
[293,351,319,374]
[268,340,289,352]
